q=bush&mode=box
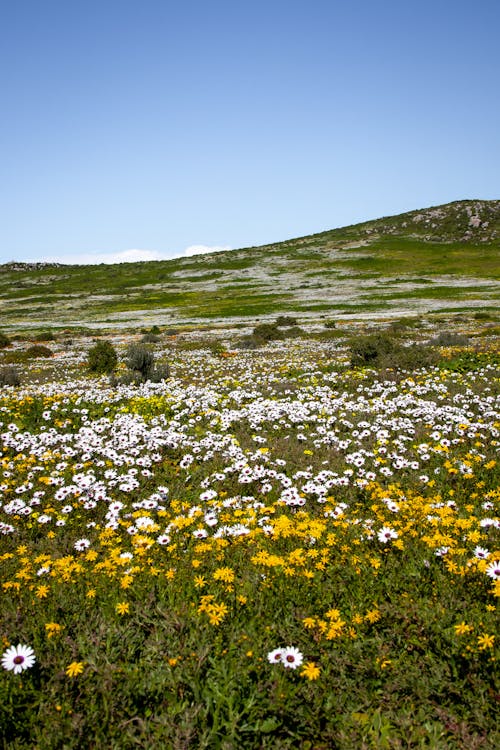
[0,332,11,349]
[252,323,305,344]
[252,323,285,342]
[324,320,337,329]
[235,335,263,350]
[350,333,396,366]
[429,332,469,347]
[25,344,53,359]
[125,344,155,381]
[87,340,118,374]
[0,366,21,386]
[141,333,161,343]
[275,315,298,327]
[350,333,439,371]
[33,331,55,341]
[149,364,171,382]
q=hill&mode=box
[1,200,499,331]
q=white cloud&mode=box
[38,248,173,265]
[183,244,231,257]
[24,244,232,265]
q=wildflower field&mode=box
[0,318,499,749]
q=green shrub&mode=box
[275,315,298,327]
[141,333,161,343]
[149,363,171,382]
[0,332,11,349]
[252,323,285,342]
[87,340,118,374]
[252,323,305,344]
[350,333,439,371]
[25,344,53,359]
[125,344,155,380]
[430,332,469,347]
[324,320,337,329]
[0,365,20,386]
[235,335,263,350]
[33,331,56,341]
[350,333,396,366]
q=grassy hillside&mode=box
[1,200,499,331]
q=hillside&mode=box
[1,200,499,331]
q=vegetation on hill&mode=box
[0,200,498,330]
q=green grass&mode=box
[0,321,499,748]
[1,201,498,329]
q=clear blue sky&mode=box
[2,0,499,264]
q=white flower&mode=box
[1,644,36,674]
[377,526,398,543]
[485,560,500,580]
[74,538,91,551]
[281,646,304,669]
[473,546,490,560]
[267,648,284,664]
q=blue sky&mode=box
[1,0,499,264]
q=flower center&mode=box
[13,656,25,665]
[286,655,295,663]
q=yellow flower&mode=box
[454,621,472,636]
[365,608,381,624]
[194,575,207,588]
[45,622,63,638]
[477,633,495,650]
[66,661,85,678]
[213,567,235,584]
[36,585,49,599]
[300,662,321,680]
[206,602,228,626]
[302,617,316,629]
[86,589,96,599]
[116,602,130,615]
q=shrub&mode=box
[25,344,53,359]
[252,323,285,342]
[350,333,396,366]
[0,366,20,386]
[0,332,11,349]
[235,335,263,350]
[350,333,439,371]
[87,340,118,374]
[125,344,155,380]
[149,364,171,382]
[141,333,161,343]
[33,331,55,341]
[275,315,298,327]
[429,332,469,347]
[252,323,305,344]
[324,320,337,329]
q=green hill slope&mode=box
[1,200,499,330]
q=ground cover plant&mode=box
[0,317,498,748]
[0,201,499,330]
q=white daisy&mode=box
[281,646,304,669]
[473,546,490,560]
[485,560,500,580]
[267,648,284,664]
[377,526,398,543]
[74,538,91,551]
[1,644,36,674]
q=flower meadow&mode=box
[0,323,499,748]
